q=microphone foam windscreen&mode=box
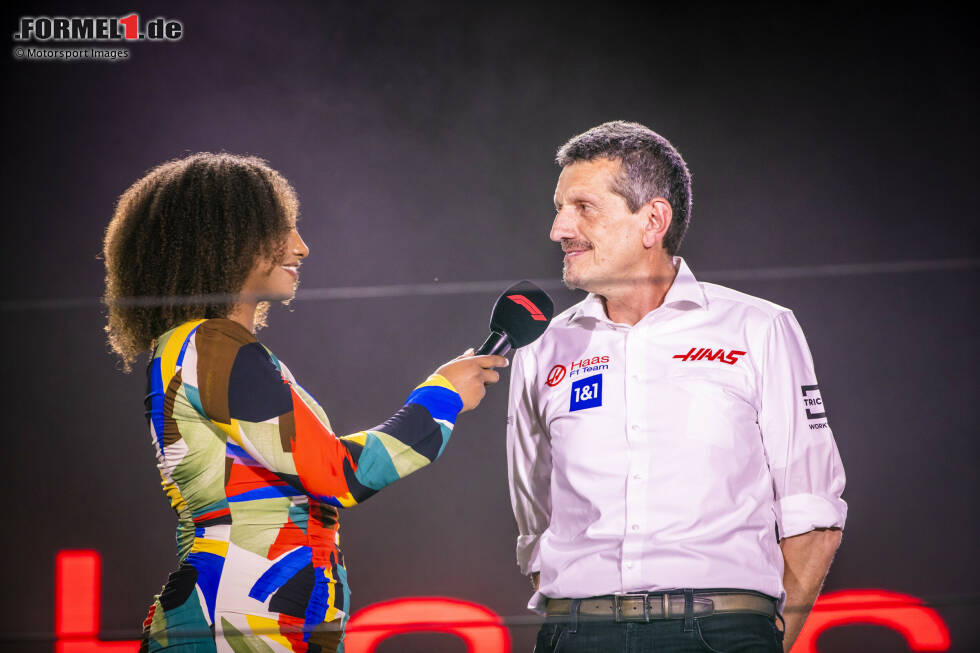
[489,280,555,348]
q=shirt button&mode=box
[626,562,634,569]
[631,424,639,431]
[633,474,642,480]
[631,524,639,531]
[631,374,639,381]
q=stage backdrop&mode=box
[1,2,976,651]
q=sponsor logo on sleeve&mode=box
[570,374,603,412]
[802,384,829,428]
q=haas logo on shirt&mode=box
[673,347,746,365]
[545,355,611,386]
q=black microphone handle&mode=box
[476,331,513,356]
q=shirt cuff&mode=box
[516,534,541,576]
[775,493,847,539]
[527,590,547,615]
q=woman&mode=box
[103,152,507,652]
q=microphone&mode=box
[476,280,555,356]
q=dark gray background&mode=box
[1,2,977,651]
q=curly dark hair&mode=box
[556,121,693,256]
[103,152,299,369]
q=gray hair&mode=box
[556,121,693,255]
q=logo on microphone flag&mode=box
[506,294,548,321]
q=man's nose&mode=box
[550,209,576,243]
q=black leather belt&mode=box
[545,590,777,622]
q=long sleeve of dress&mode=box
[147,318,463,511]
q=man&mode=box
[507,121,846,652]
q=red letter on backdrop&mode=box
[55,550,139,652]
[344,597,511,653]
[54,551,953,653]
[792,589,950,652]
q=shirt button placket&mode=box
[622,327,647,590]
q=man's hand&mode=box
[530,571,539,590]
[780,528,842,651]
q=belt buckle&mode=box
[615,594,649,622]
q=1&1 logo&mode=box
[570,374,602,411]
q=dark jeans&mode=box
[534,613,783,653]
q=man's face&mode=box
[551,157,649,294]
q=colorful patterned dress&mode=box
[140,318,463,652]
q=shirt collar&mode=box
[665,257,707,309]
[568,256,707,324]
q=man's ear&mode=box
[641,198,672,249]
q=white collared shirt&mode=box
[507,258,847,611]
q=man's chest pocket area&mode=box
[543,381,626,460]
[665,368,757,450]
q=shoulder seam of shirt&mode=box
[699,282,793,317]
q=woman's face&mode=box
[239,227,310,303]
